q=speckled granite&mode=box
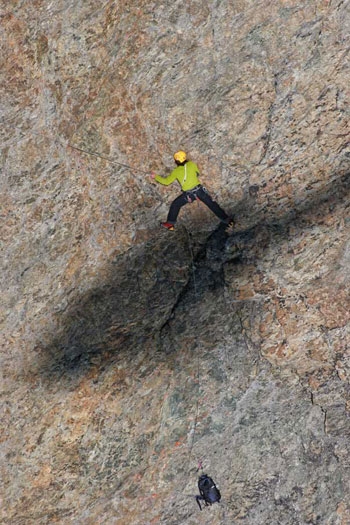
[1,0,349,523]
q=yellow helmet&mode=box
[174,150,187,163]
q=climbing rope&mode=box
[6,127,167,207]
[66,142,149,175]
[181,226,229,520]
[183,226,204,473]
[66,141,167,205]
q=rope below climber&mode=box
[150,150,234,231]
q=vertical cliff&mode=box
[1,1,350,523]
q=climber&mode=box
[151,151,233,231]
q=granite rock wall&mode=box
[1,0,350,523]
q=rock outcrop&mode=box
[1,1,349,523]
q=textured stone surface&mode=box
[1,0,350,523]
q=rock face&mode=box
[1,1,350,523]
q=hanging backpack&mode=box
[196,474,221,510]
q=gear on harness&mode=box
[185,184,202,202]
[196,474,221,510]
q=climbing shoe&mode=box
[161,222,175,231]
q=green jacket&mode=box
[155,161,200,191]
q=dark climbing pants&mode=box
[167,185,229,224]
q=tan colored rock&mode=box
[1,0,350,523]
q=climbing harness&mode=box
[184,184,202,202]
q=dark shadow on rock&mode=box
[37,231,207,383]
[226,171,350,262]
[148,171,349,355]
[169,170,349,304]
[37,171,349,383]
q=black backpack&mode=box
[196,474,221,510]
